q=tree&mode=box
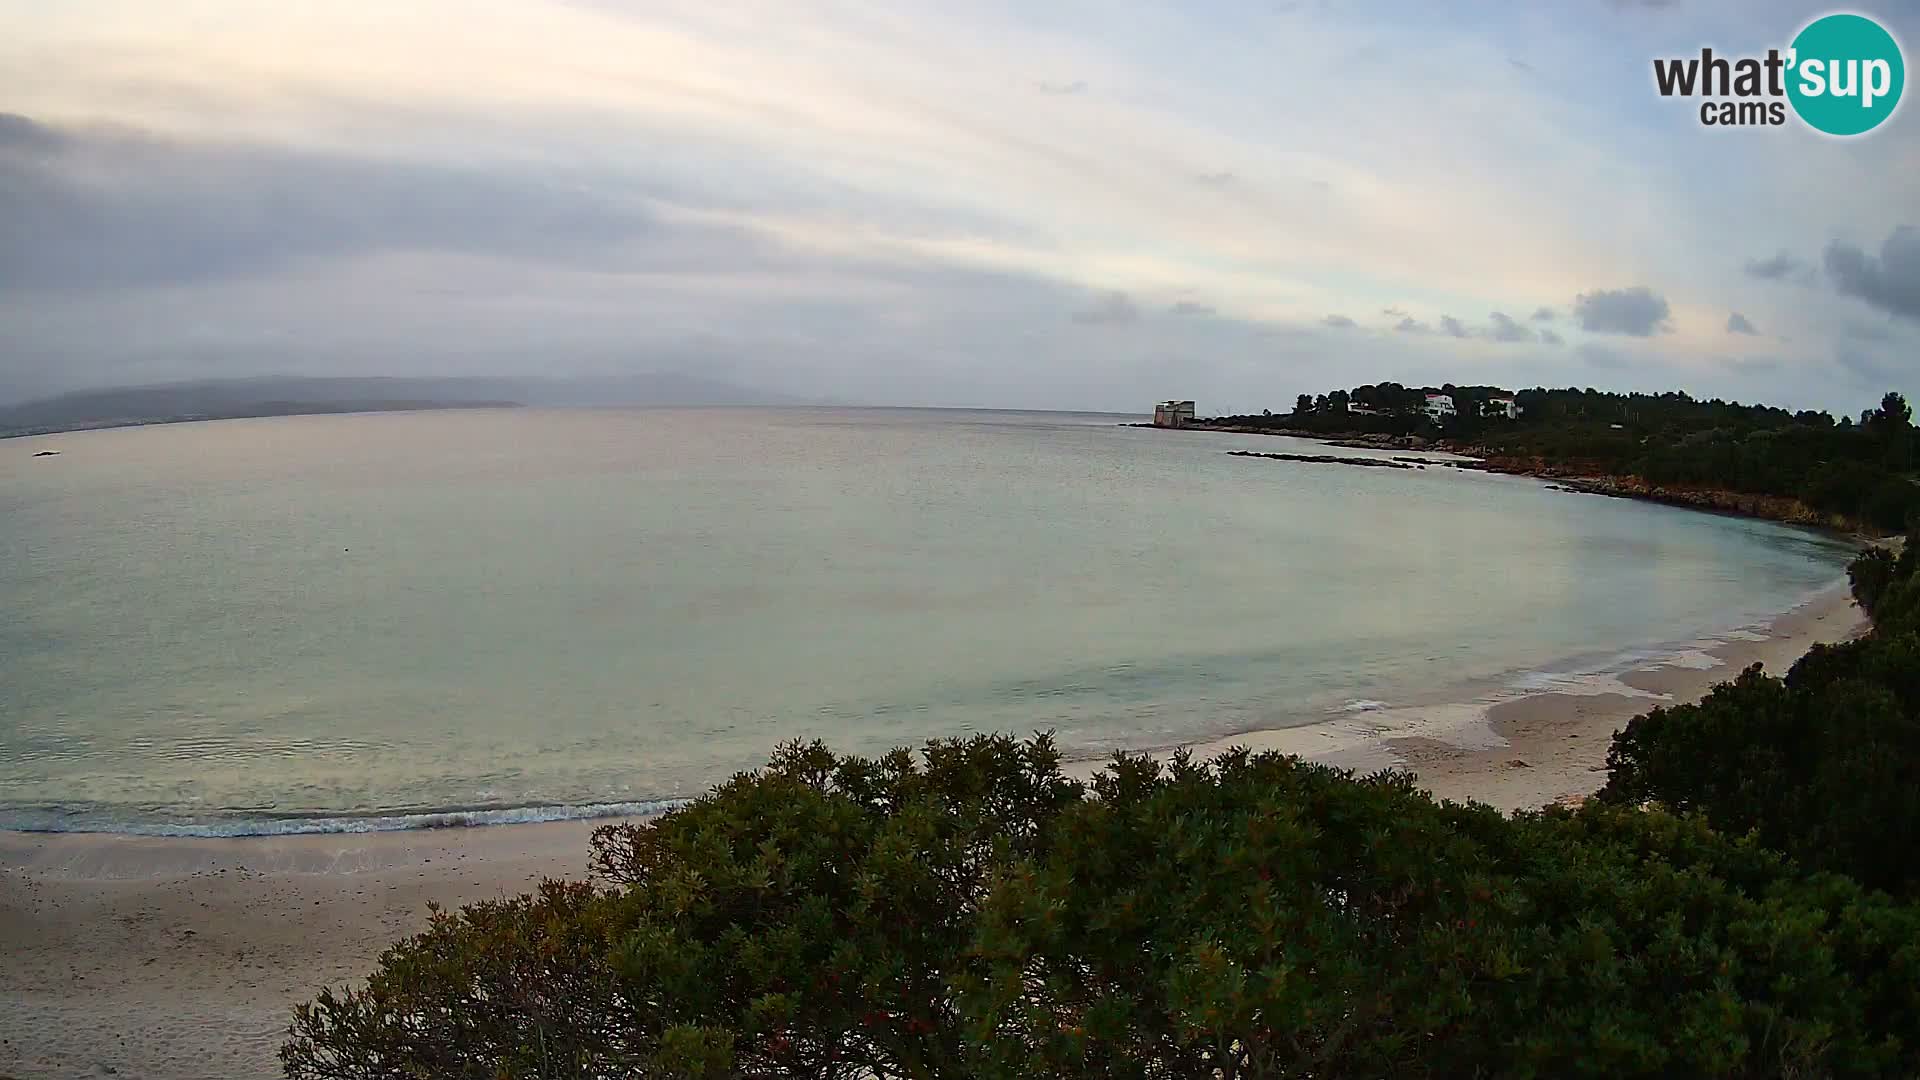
[1294,394,1313,416]
[288,737,1920,1079]
[1874,392,1912,431]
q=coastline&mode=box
[1143,422,1872,536]
[1058,580,1864,810]
[1413,583,1862,810]
[0,585,1867,1080]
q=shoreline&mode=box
[0,585,1868,1079]
[1060,579,1863,810]
[1139,422,1874,537]
[1429,579,1865,809]
[0,584,1850,843]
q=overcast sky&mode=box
[2,0,1916,414]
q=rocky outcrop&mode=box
[1458,456,1852,529]
[1547,477,1846,529]
[1327,434,1432,451]
[1228,450,1418,470]
[1146,424,1869,533]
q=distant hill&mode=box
[0,374,803,437]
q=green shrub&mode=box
[1849,533,1920,632]
[1849,546,1899,617]
[1602,541,1920,897]
[286,737,1920,1079]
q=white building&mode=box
[1153,400,1196,428]
[1422,393,1456,422]
[1481,396,1521,419]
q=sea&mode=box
[0,407,1857,835]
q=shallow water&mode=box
[0,407,1855,834]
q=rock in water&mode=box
[1227,450,1414,470]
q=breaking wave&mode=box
[0,798,685,838]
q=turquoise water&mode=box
[0,408,1855,834]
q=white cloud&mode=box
[0,0,1911,415]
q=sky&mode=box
[1,0,1917,415]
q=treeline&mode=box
[1209,385,1920,532]
[287,543,1920,1078]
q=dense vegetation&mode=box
[287,539,1920,1080]
[1210,386,1920,532]
[1601,535,1920,896]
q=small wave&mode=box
[0,799,685,838]
[1338,699,1388,713]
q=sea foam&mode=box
[0,799,685,838]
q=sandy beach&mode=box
[0,584,1866,1080]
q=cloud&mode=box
[1194,171,1236,186]
[1578,343,1632,368]
[0,115,696,291]
[1837,347,1900,387]
[1723,356,1779,374]
[1322,313,1357,329]
[1530,306,1556,321]
[1073,290,1141,324]
[1825,227,1920,322]
[1726,311,1758,335]
[1572,286,1672,336]
[1168,300,1216,316]
[1439,315,1468,338]
[1844,322,1897,343]
[1539,328,1565,346]
[0,112,63,152]
[1382,306,1407,318]
[1743,250,1807,281]
[1606,0,1681,9]
[1395,316,1430,334]
[0,5,1904,418]
[1487,311,1533,343]
[1508,58,1535,73]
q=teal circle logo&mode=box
[1787,13,1904,136]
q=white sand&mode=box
[0,586,1867,1079]
[0,821,606,1079]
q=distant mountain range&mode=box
[0,374,805,437]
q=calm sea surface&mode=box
[0,408,1855,834]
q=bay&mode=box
[0,407,1854,833]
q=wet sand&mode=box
[1398,583,1863,811]
[0,585,1866,1079]
[1067,582,1863,814]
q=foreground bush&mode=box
[1602,537,1920,896]
[285,736,1920,1079]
